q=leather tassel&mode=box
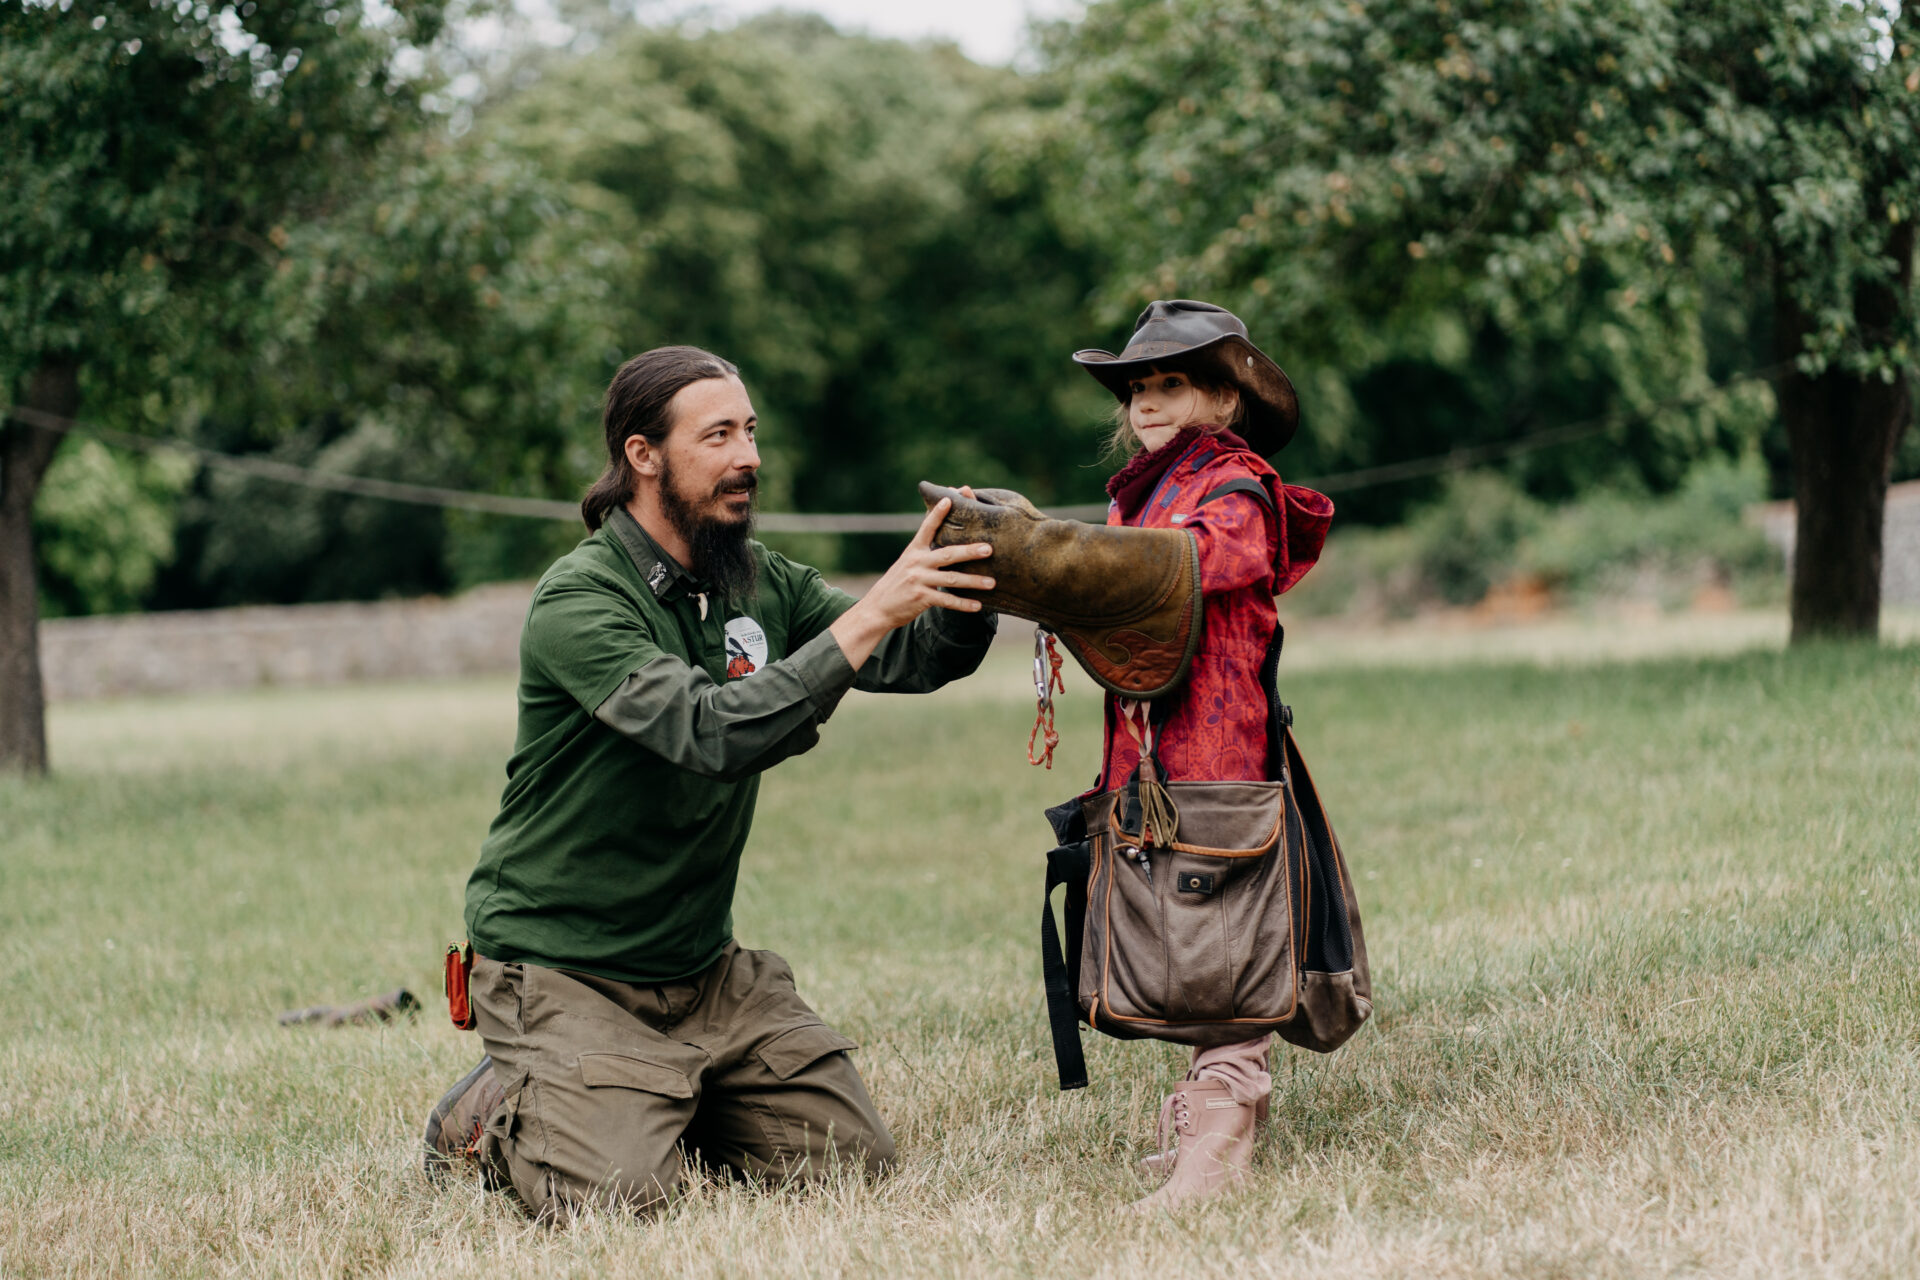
[1138,756,1180,848]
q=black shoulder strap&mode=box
[1040,840,1091,1090]
[1202,476,1290,782]
[1261,622,1291,787]
[1197,477,1275,513]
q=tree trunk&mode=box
[0,360,77,776]
[1774,221,1915,644]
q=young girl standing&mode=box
[1072,299,1332,1210]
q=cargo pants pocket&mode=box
[723,1021,890,1180]
[755,1023,858,1081]
[475,1068,531,1203]
[580,1051,697,1098]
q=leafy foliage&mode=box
[1,0,451,404]
[478,15,1113,525]
[31,437,192,617]
[152,136,625,606]
[139,13,1117,599]
[15,1,1918,617]
[2,0,490,622]
[1041,0,1919,517]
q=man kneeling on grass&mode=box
[423,345,996,1217]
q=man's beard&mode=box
[658,461,759,605]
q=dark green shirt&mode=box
[464,508,994,982]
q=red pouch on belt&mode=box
[444,942,475,1031]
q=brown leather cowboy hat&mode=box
[1074,299,1300,456]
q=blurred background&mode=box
[6,0,1920,724]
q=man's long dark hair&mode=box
[581,346,741,532]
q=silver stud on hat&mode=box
[1246,356,1254,366]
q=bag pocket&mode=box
[1165,843,1294,1026]
[1083,780,1292,1035]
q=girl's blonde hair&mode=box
[1100,362,1248,463]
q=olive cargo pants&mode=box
[469,944,893,1217]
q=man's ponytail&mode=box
[579,463,630,533]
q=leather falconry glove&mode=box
[918,482,1202,699]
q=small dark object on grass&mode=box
[279,987,420,1028]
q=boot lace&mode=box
[1153,1088,1194,1164]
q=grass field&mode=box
[3,631,1918,1278]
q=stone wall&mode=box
[41,582,535,702]
[38,574,1015,702]
[1751,478,1920,606]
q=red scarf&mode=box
[1106,425,1255,523]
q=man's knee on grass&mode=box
[511,1153,685,1223]
[787,1113,896,1185]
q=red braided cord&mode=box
[1027,633,1067,768]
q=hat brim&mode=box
[1074,333,1299,456]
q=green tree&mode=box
[483,15,1111,538]
[1,0,448,773]
[152,135,627,608]
[1048,0,1918,640]
[32,437,192,617]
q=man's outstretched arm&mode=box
[590,627,861,782]
[569,499,994,779]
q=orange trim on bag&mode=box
[1165,807,1285,857]
[1089,825,1301,1034]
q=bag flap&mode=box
[1087,780,1282,854]
[1164,780,1284,854]
[578,1051,694,1098]
[756,1023,858,1081]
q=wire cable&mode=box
[2,363,1784,531]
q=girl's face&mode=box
[1126,366,1239,453]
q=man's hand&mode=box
[828,497,994,670]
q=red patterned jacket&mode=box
[1097,426,1333,791]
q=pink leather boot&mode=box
[1125,1079,1256,1212]
[1140,1090,1265,1177]
[1140,1036,1271,1178]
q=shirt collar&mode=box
[608,507,706,602]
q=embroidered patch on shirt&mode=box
[723,615,768,678]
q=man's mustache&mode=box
[713,474,758,499]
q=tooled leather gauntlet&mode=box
[918,482,1202,698]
